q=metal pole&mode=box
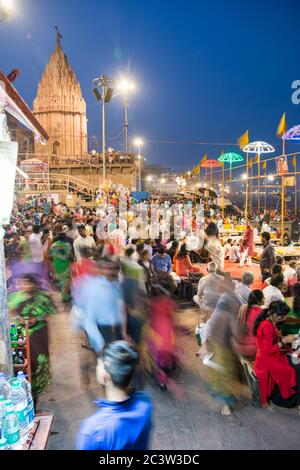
[102,86,106,180]
[222,163,225,218]
[295,157,297,216]
[264,163,267,211]
[138,147,142,192]
[245,153,249,224]
[281,139,286,244]
[257,153,261,213]
[125,94,129,156]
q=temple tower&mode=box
[33,28,88,159]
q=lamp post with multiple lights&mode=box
[93,75,114,180]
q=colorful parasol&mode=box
[243,141,275,154]
[200,159,222,168]
[218,152,244,163]
[282,125,300,141]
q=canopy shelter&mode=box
[282,125,300,141]
[0,68,48,376]
[243,141,275,213]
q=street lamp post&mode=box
[93,75,114,181]
[118,80,135,156]
[134,138,144,192]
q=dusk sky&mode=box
[1,0,300,174]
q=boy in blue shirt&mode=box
[76,341,152,450]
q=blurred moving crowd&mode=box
[3,196,300,449]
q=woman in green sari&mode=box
[49,231,73,302]
[8,274,56,401]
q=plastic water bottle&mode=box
[0,373,10,400]
[0,396,6,438]
[2,405,21,450]
[7,380,28,439]
[0,437,9,450]
[17,372,35,431]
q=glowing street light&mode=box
[0,0,14,22]
[242,173,247,180]
[117,79,136,155]
[268,175,274,181]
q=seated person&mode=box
[77,341,153,450]
[262,263,283,289]
[235,271,254,304]
[288,265,300,289]
[167,240,179,269]
[152,247,177,294]
[193,262,223,322]
[231,289,264,359]
[229,240,240,263]
[253,301,300,409]
[175,243,202,277]
[263,274,285,308]
[138,249,156,295]
[223,238,232,260]
[284,260,297,284]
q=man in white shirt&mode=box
[193,262,223,321]
[235,272,254,304]
[29,225,44,263]
[74,225,96,261]
[29,225,44,278]
[263,274,285,308]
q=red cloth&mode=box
[175,256,201,277]
[241,227,254,256]
[71,259,99,281]
[254,320,296,404]
[232,306,263,358]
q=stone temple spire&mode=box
[33,29,88,159]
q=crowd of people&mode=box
[3,195,300,449]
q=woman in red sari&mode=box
[253,300,300,409]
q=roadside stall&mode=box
[0,69,53,450]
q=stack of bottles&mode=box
[0,372,35,450]
[10,324,26,366]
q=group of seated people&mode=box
[192,257,300,416]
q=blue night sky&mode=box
[1,0,300,175]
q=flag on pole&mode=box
[194,164,200,176]
[277,112,287,137]
[248,158,253,168]
[201,154,207,163]
[238,130,249,150]
[254,154,259,163]
[292,155,297,169]
[262,160,267,170]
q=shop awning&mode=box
[0,69,48,144]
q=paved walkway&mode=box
[38,293,300,450]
